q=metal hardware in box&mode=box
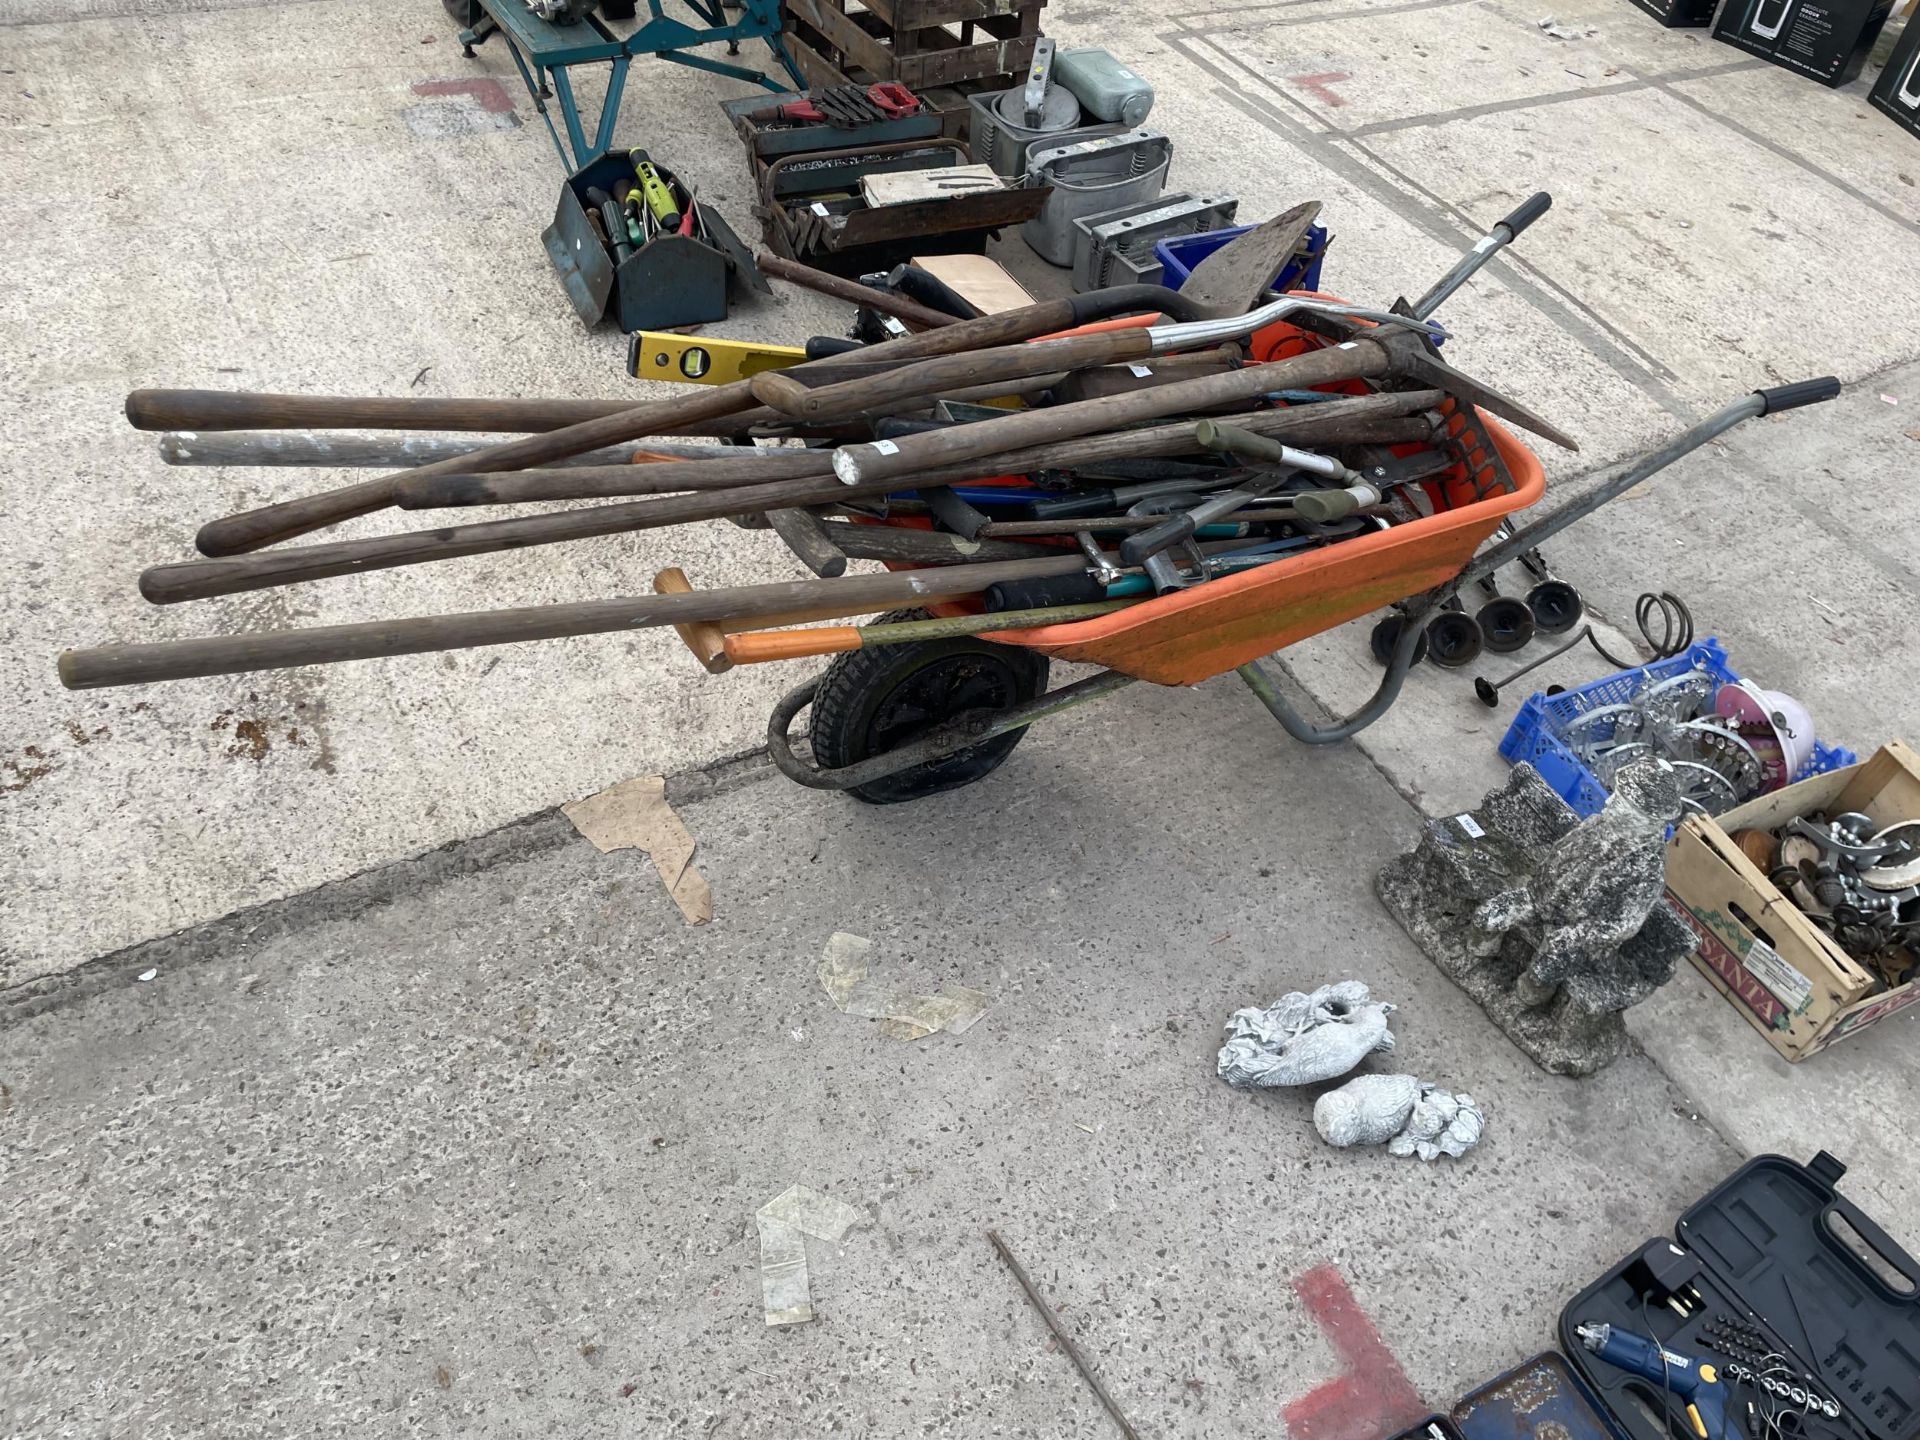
[1070,191,1239,291]
[1021,129,1173,265]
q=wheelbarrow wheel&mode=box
[443,0,483,26]
[808,610,1052,805]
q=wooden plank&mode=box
[865,0,1043,29]
[785,0,896,79]
[892,32,1036,88]
[781,24,858,87]
[910,252,1035,313]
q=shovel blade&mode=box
[1180,201,1324,315]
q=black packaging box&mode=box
[1624,0,1716,30]
[1712,0,1895,85]
[1869,20,1920,136]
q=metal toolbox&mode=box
[1069,191,1238,291]
[1020,128,1171,265]
[755,137,1050,275]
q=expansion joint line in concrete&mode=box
[1160,27,1692,418]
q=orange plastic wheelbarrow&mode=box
[758,363,1837,803]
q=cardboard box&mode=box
[1624,0,1717,31]
[1664,740,1920,1061]
[1869,19,1920,137]
[1713,0,1896,85]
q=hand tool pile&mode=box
[60,201,1567,686]
[60,192,1843,805]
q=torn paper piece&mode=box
[562,776,711,925]
[817,932,993,1039]
[756,1185,866,1327]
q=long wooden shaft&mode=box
[652,567,733,674]
[186,296,1092,556]
[835,341,1391,486]
[907,386,1437,489]
[765,508,848,577]
[142,392,1441,604]
[142,468,917,603]
[975,507,1383,536]
[248,393,1438,533]
[394,454,835,508]
[127,391,639,434]
[824,526,1055,565]
[157,431,801,469]
[62,556,1093,690]
[722,600,1134,664]
[752,329,1151,420]
[188,384,758,557]
[755,251,960,330]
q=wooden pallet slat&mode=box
[864,0,1040,30]
[782,0,1047,89]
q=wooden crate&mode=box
[783,0,1045,91]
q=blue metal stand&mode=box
[460,0,805,170]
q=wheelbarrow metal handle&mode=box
[1406,191,1552,321]
[1463,379,1839,588]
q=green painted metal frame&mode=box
[460,0,805,170]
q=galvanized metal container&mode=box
[1020,129,1173,265]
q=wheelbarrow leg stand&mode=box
[1237,378,1844,746]
[1237,599,1433,745]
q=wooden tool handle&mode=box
[724,627,864,663]
[190,382,759,555]
[146,458,951,603]
[765,508,848,578]
[392,453,834,508]
[755,252,959,331]
[64,555,1090,689]
[653,567,733,674]
[174,292,1098,554]
[124,390,639,434]
[755,330,1151,422]
[834,341,1389,487]
[750,372,814,418]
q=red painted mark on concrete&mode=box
[1282,1264,1427,1440]
[411,78,516,114]
[1289,72,1353,107]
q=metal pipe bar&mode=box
[763,670,1135,791]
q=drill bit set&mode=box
[1559,1154,1916,1440]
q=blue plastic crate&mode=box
[1157,222,1328,293]
[1496,638,1858,820]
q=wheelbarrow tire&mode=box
[443,0,484,25]
[808,610,1052,805]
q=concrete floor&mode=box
[4,0,1920,1430]
[3,684,1741,1437]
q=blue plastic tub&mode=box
[1156,222,1328,293]
[1497,639,1857,819]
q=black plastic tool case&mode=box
[1559,1153,1919,1440]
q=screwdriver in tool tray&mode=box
[1577,1323,1735,1440]
[626,149,682,232]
